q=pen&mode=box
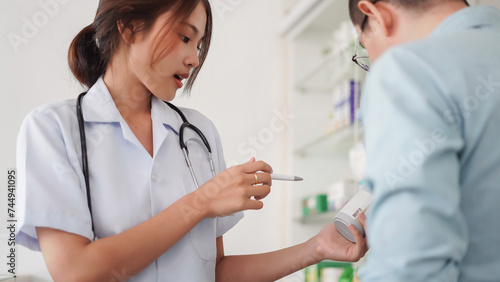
[270,174,303,181]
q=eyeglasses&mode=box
[351,0,470,72]
[352,35,371,72]
[352,0,380,72]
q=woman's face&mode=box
[128,3,207,102]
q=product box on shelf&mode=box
[305,260,353,282]
[328,80,361,132]
[302,194,328,217]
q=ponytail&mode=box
[68,24,105,89]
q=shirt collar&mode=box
[81,75,183,131]
[431,5,500,37]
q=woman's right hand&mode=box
[195,157,273,218]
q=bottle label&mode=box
[339,189,372,219]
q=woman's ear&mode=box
[358,0,394,37]
[117,19,135,45]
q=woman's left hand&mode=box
[309,213,369,263]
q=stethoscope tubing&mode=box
[77,92,95,238]
[77,92,215,240]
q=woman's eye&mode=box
[181,36,190,43]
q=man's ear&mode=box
[117,19,135,45]
[358,0,394,37]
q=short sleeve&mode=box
[209,121,244,237]
[15,108,93,251]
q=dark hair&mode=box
[349,0,467,29]
[68,0,212,93]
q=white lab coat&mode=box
[15,76,243,281]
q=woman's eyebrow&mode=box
[182,22,199,35]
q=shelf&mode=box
[279,0,333,38]
[295,45,354,93]
[295,125,363,158]
[283,0,365,249]
[297,210,338,224]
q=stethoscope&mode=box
[76,91,216,238]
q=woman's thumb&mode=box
[247,157,256,163]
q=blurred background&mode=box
[1,0,499,281]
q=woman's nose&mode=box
[185,49,200,69]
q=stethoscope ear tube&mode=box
[182,147,200,188]
[165,102,213,154]
[178,120,215,189]
[179,122,212,153]
[77,91,97,240]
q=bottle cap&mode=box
[333,212,365,243]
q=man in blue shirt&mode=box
[349,0,500,281]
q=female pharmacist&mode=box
[15,0,368,281]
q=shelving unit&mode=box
[296,211,338,224]
[281,0,365,238]
[295,46,353,93]
[279,1,500,281]
[295,125,364,158]
[280,0,367,279]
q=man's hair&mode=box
[349,0,466,28]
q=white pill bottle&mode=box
[333,181,372,243]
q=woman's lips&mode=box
[174,75,183,88]
[173,73,189,88]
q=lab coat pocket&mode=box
[189,217,217,261]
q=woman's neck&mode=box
[103,51,152,122]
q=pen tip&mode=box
[295,176,304,181]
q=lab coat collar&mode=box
[81,75,183,132]
[151,95,183,135]
[431,5,500,37]
[80,75,121,123]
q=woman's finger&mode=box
[358,212,367,229]
[245,199,264,210]
[245,172,272,186]
[357,213,369,250]
[241,160,273,174]
[349,223,366,245]
[248,185,271,199]
[349,224,366,261]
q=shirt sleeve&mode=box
[15,108,93,251]
[359,48,468,281]
[209,120,244,238]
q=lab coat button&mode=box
[151,174,158,182]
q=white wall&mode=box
[3,0,499,280]
[0,0,286,280]
[174,0,290,261]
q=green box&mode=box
[305,261,353,282]
[302,194,328,217]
